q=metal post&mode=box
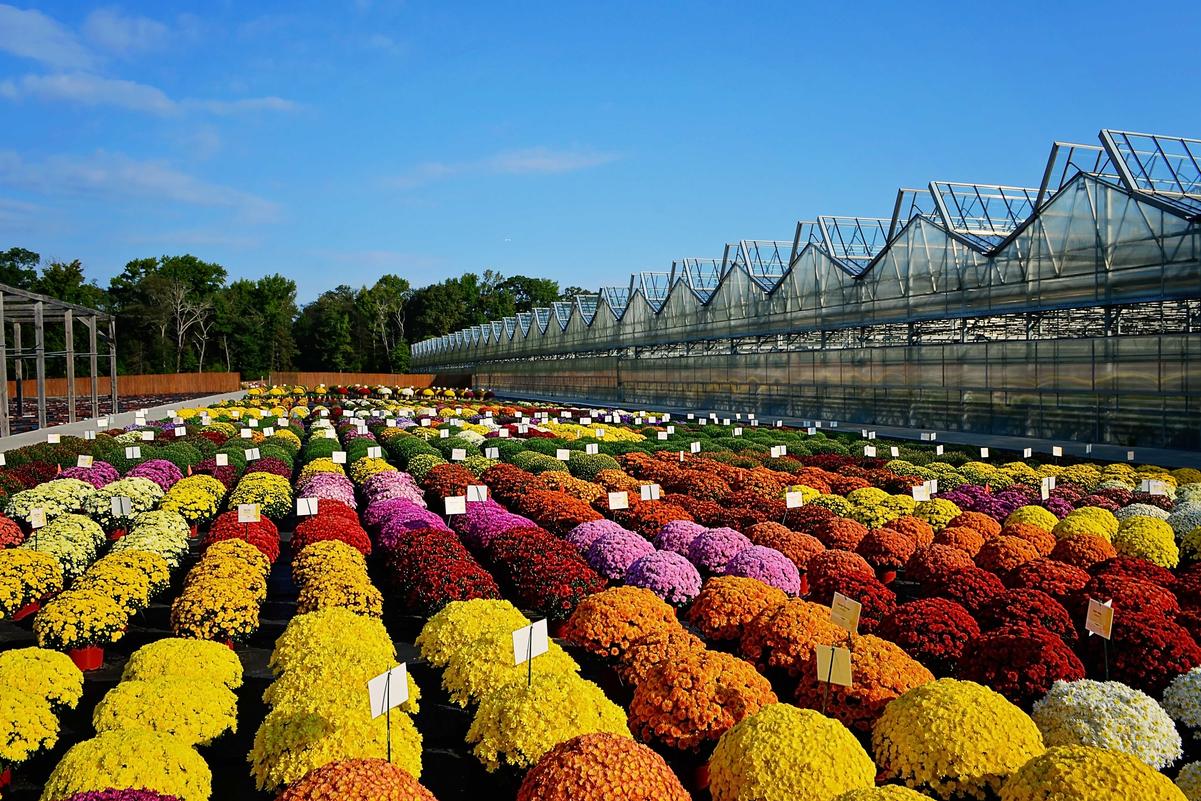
[88,316,99,419]
[0,294,8,438]
[13,322,22,418]
[65,310,76,423]
[108,318,118,414]
[34,301,46,430]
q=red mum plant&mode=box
[662,493,725,526]
[783,503,836,533]
[718,491,783,529]
[934,526,985,557]
[665,471,730,501]
[810,517,869,551]
[480,463,543,506]
[975,535,1040,575]
[614,502,694,540]
[293,513,372,556]
[827,474,871,495]
[1176,564,1201,608]
[518,489,603,535]
[948,511,1002,539]
[958,626,1085,709]
[976,588,1078,644]
[202,511,281,564]
[1003,522,1057,556]
[686,576,787,642]
[746,522,826,572]
[856,527,916,573]
[1048,533,1118,568]
[878,598,980,676]
[406,558,502,615]
[1076,573,1179,619]
[313,498,360,523]
[791,468,832,495]
[904,544,973,584]
[421,462,477,500]
[484,527,606,620]
[888,515,935,547]
[0,513,24,547]
[806,549,874,586]
[920,566,1006,614]
[1089,555,1177,588]
[1178,608,1201,644]
[1084,610,1201,695]
[245,456,291,479]
[808,571,897,634]
[1004,557,1092,600]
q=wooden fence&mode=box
[6,372,242,398]
[267,372,470,388]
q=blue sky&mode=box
[2,1,1199,303]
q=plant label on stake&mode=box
[367,446,383,459]
[690,442,701,454]
[607,491,629,511]
[890,446,900,457]
[785,490,805,509]
[979,447,989,459]
[485,447,499,459]
[451,448,467,461]
[666,426,675,434]
[29,507,47,529]
[262,426,275,437]
[911,484,931,501]
[1086,598,1114,680]
[816,643,853,716]
[1052,446,1063,457]
[84,430,96,440]
[125,446,142,459]
[367,663,409,763]
[467,485,488,503]
[238,504,261,523]
[97,417,108,427]
[140,430,155,441]
[1127,450,1135,461]
[585,443,599,455]
[733,427,743,436]
[640,484,661,502]
[174,426,186,437]
[332,451,347,464]
[444,496,466,516]
[497,429,509,438]
[439,429,450,439]
[248,417,259,428]
[864,445,877,458]
[240,427,253,438]
[556,449,571,461]
[215,453,228,467]
[77,455,93,468]
[657,432,669,441]
[296,497,319,516]
[111,496,133,517]
[1040,476,1056,501]
[513,619,549,686]
[46,433,61,444]
[935,444,944,456]
[245,448,261,461]
[830,592,862,635]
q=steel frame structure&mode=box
[412,129,1201,450]
[0,284,117,436]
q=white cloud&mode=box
[391,146,619,189]
[83,7,169,55]
[0,72,302,116]
[0,72,174,113]
[0,150,281,223]
[0,4,94,69]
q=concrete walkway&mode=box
[494,391,1201,469]
[0,390,247,452]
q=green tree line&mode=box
[1,247,587,378]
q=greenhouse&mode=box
[412,129,1201,451]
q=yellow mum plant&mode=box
[92,676,238,746]
[416,599,529,668]
[467,673,631,772]
[1113,516,1179,568]
[122,638,243,690]
[708,704,875,801]
[0,688,59,765]
[40,729,211,801]
[34,589,128,650]
[1005,505,1060,532]
[0,647,84,710]
[440,627,580,707]
[834,789,936,800]
[74,550,171,613]
[269,608,395,676]
[0,549,63,618]
[998,745,1186,801]
[1052,507,1118,541]
[872,679,1045,799]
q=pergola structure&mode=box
[0,283,117,437]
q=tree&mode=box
[500,275,560,313]
[358,274,411,371]
[0,247,39,289]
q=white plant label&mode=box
[237,504,260,523]
[657,432,669,441]
[367,446,383,459]
[248,417,259,427]
[979,447,989,459]
[584,443,599,455]
[1023,447,1033,458]
[815,644,853,688]
[912,484,931,501]
[444,496,466,516]
[451,448,467,461]
[174,426,186,437]
[1085,598,1114,639]
[864,446,877,458]
[77,455,93,468]
[594,428,605,438]
[262,427,275,437]
[84,430,96,440]
[125,446,141,459]
[368,664,409,717]
[47,433,61,444]
[890,446,900,457]
[97,417,108,427]
[830,592,863,635]
[111,496,133,517]
[485,447,499,459]
[607,491,629,510]
[215,453,229,466]
[666,426,676,434]
[639,484,661,501]
[497,429,509,438]
[556,449,571,461]
[467,485,488,503]
[245,448,261,461]
[580,417,592,426]
[140,430,155,441]
[296,497,319,516]
[936,444,944,455]
[512,619,549,665]
[807,427,817,436]
[1052,446,1063,457]
[785,490,805,509]
[29,507,47,529]
[240,428,253,438]
[733,427,743,436]
[332,451,347,464]
[439,429,450,439]
[690,442,701,453]
[1127,450,1135,461]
